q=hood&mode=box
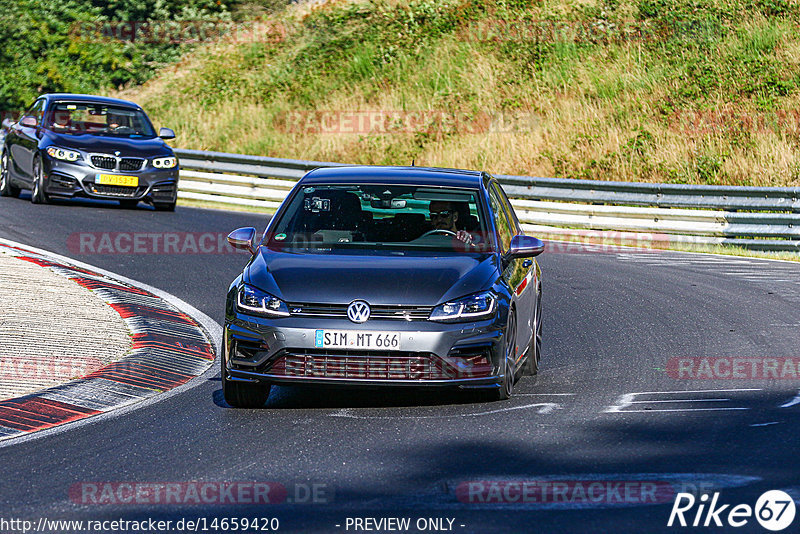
[43,132,172,157]
[245,249,499,306]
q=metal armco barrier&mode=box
[173,148,800,252]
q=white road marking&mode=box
[628,398,731,403]
[517,393,576,396]
[330,402,561,419]
[780,389,800,408]
[604,389,761,413]
[613,408,749,413]
[750,422,782,427]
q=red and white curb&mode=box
[0,240,218,442]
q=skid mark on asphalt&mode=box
[330,402,562,419]
[604,389,761,413]
[615,252,800,301]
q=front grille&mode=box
[286,303,433,321]
[89,155,145,171]
[90,184,143,198]
[120,158,144,171]
[264,349,491,380]
[270,351,447,380]
[91,155,116,170]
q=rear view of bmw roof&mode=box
[301,165,486,188]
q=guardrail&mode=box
[174,148,800,252]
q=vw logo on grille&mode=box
[347,300,370,323]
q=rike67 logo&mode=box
[668,490,796,531]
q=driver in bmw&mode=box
[428,200,478,245]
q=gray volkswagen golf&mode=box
[223,166,544,407]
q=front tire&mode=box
[30,157,49,204]
[523,291,542,376]
[488,311,517,401]
[153,201,176,212]
[0,150,20,198]
[222,357,271,408]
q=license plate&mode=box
[96,174,138,187]
[314,330,401,350]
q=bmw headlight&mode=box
[46,146,80,162]
[152,156,178,169]
[429,290,497,322]
[237,284,290,317]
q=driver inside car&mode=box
[428,200,477,245]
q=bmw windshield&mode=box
[266,184,494,253]
[44,102,157,138]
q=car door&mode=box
[8,98,45,184]
[489,181,536,365]
[488,182,533,369]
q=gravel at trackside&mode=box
[0,250,131,400]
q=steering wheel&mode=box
[420,229,456,238]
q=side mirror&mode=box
[227,227,257,254]
[1,119,13,130]
[20,116,37,128]
[507,235,544,258]
[158,127,176,140]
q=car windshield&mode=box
[44,102,156,138]
[267,184,493,253]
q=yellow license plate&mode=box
[96,174,138,187]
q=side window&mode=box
[488,186,514,252]
[493,182,521,234]
[24,99,45,125]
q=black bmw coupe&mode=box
[0,93,178,210]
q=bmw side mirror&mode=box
[1,118,13,130]
[20,116,37,128]
[227,227,257,255]
[507,235,544,258]
[159,127,176,140]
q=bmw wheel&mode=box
[153,201,176,212]
[30,157,49,204]
[0,150,20,198]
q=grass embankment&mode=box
[125,0,800,186]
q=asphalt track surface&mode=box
[1,193,799,533]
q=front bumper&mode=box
[42,158,178,204]
[224,310,507,390]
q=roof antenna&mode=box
[411,159,415,167]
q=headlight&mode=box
[46,146,80,162]
[237,284,290,317]
[152,156,177,169]
[429,290,497,322]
